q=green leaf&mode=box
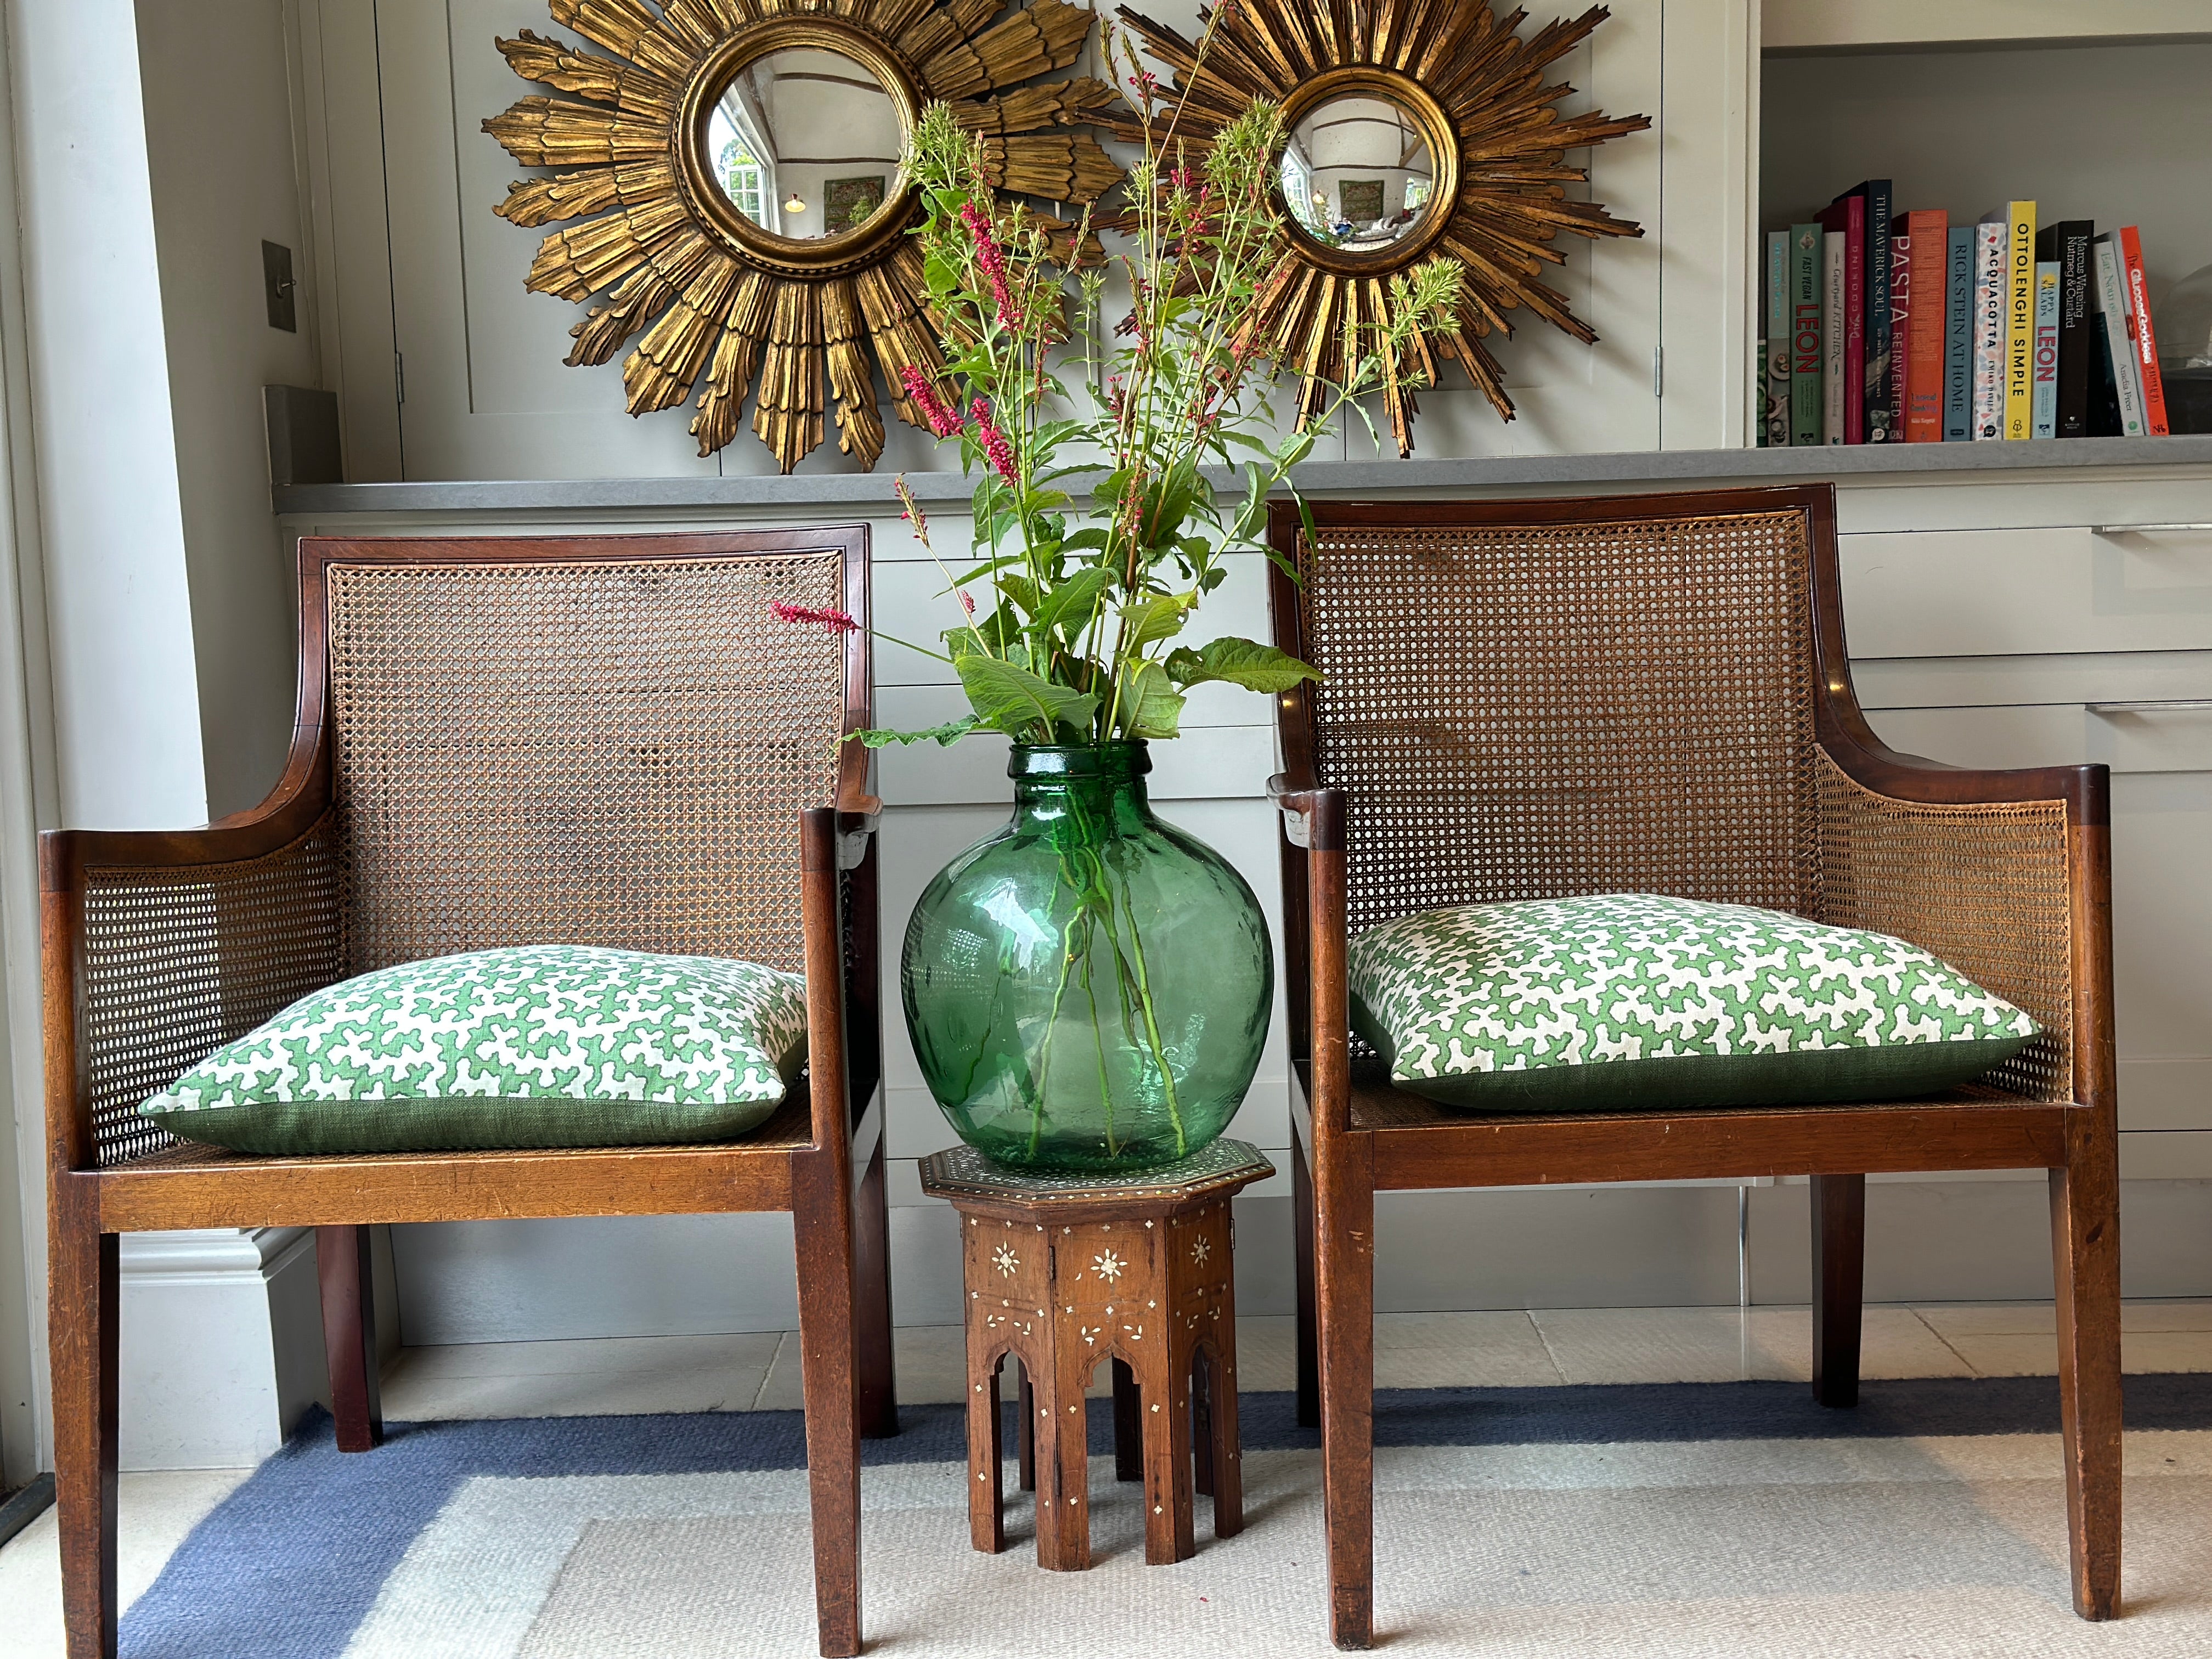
[1164,637,1322,694]
[1030,566,1114,637]
[957,654,1099,740]
[854,717,979,748]
[1117,591,1197,650]
[1117,661,1184,740]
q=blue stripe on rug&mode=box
[119,1374,2212,1659]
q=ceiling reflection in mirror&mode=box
[1279,94,1435,257]
[706,47,903,241]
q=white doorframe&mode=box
[0,0,58,1489]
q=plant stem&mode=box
[1112,861,1187,1158]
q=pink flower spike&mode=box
[771,601,860,636]
[959,590,977,616]
[899,365,962,438]
[968,397,1019,487]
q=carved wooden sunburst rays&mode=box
[486,1,1125,471]
[1116,1,1651,454]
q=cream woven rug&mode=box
[117,1384,2212,1657]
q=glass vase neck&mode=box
[1007,742,1152,823]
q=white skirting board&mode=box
[119,1228,325,1470]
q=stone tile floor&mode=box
[7,1300,2212,1656]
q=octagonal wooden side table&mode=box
[919,1139,1274,1571]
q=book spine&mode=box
[2119,225,2171,435]
[1764,230,1790,447]
[1905,210,1947,441]
[2094,234,2148,437]
[2032,262,2059,440]
[1790,223,1822,445]
[1861,181,1894,442]
[1843,198,1866,443]
[2003,200,2037,439]
[1823,232,1846,443]
[1943,225,1974,440]
[2043,222,2094,438]
[1888,223,1912,439]
[1971,219,2006,439]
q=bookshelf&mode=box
[1753,8,2212,450]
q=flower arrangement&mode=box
[851,15,1466,749]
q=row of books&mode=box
[1756,181,2175,446]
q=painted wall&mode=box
[138,0,321,820]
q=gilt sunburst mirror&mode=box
[484,0,1125,472]
[1118,0,1652,454]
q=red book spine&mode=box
[1819,197,1867,442]
[1905,209,1948,441]
[2119,226,2170,436]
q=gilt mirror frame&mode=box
[487,0,1125,473]
[1119,0,1652,455]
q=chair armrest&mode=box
[1813,741,2110,1111]
[834,726,881,869]
[1266,774,1345,851]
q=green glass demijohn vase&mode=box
[901,742,1272,1173]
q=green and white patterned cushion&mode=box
[1348,894,2038,1113]
[139,945,809,1155]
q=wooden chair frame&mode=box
[1265,486,2121,1647]
[42,531,895,1659]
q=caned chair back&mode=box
[313,534,867,977]
[1272,495,1827,939]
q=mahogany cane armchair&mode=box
[43,530,895,1659]
[1266,486,2120,1647]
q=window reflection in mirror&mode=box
[706,46,901,241]
[1279,93,1436,256]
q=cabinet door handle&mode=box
[2089,523,2212,535]
[2086,700,2212,715]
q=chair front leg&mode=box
[1316,1138,1376,1650]
[50,1192,119,1659]
[317,1226,383,1451]
[1810,1174,1866,1408]
[1294,1130,1321,1430]
[852,1129,898,1438]
[2051,1129,2122,1618]
[792,1148,864,1659]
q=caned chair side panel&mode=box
[80,820,347,1165]
[324,552,849,975]
[1296,510,1823,936]
[1815,752,2074,1102]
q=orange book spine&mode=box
[2118,226,2171,436]
[1904,209,1948,441]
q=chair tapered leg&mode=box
[50,1195,118,1659]
[1294,1131,1321,1430]
[316,1226,382,1452]
[2051,1139,2123,1618]
[1811,1173,1866,1408]
[1113,1358,1143,1481]
[853,1131,898,1438]
[792,1151,862,1659]
[1317,1141,1376,1649]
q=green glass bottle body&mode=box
[900,742,1272,1172]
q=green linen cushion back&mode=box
[1348,894,2037,1112]
[138,945,808,1155]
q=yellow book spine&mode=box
[2003,200,2038,438]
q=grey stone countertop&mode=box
[272,433,2212,516]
